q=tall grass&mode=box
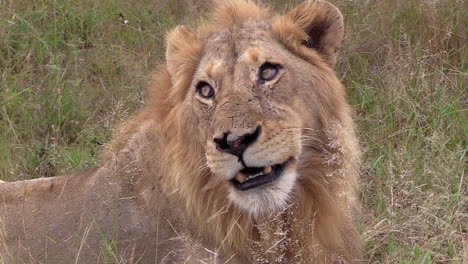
[0,0,466,263]
[335,1,466,263]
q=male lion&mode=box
[0,1,361,263]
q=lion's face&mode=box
[189,22,315,215]
[164,1,345,216]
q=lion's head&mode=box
[149,0,356,219]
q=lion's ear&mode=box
[273,1,344,68]
[165,25,202,81]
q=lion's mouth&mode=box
[231,158,293,191]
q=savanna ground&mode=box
[0,0,466,263]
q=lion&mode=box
[0,1,361,263]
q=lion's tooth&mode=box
[263,166,272,174]
[235,172,247,183]
[248,174,259,180]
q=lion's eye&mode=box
[196,82,215,99]
[259,63,280,82]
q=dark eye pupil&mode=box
[259,63,279,82]
[197,82,214,99]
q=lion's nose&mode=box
[213,126,261,157]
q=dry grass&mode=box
[335,1,466,263]
[0,0,466,263]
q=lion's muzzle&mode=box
[212,125,296,190]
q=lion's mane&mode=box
[105,1,361,262]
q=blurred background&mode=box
[0,0,466,262]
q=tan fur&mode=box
[1,1,361,263]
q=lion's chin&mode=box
[228,160,297,217]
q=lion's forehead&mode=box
[203,21,272,61]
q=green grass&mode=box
[0,0,466,263]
